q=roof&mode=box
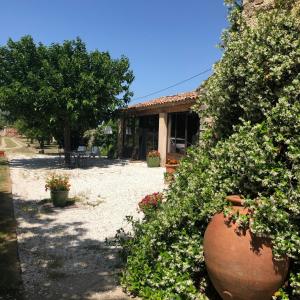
[125,91,198,112]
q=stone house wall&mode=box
[243,0,275,25]
[243,0,300,25]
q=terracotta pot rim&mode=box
[226,195,244,206]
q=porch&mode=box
[118,92,200,166]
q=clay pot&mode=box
[147,156,160,168]
[50,190,69,207]
[165,164,179,174]
[203,195,290,300]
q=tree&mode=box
[14,119,51,149]
[84,119,118,158]
[0,110,10,130]
[0,36,134,163]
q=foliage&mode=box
[14,119,51,148]
[164,172,175,184]
[275,0,299,10]
[45,173,70,192]
[0,111,10,130]
[0,36,134,162]
[147,150,160,158]
[83,119,118,158]
[118,5,300,300]
[138,192,163,216]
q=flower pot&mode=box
[165,164,179,174]
[147,156,160,167]
[50,190,69,207]
[203,195,290,300]
[0,151,5,157]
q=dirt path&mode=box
[0,137,26,151]
[0,158,23,300]
[9,138,27,149]
[0,137,7,149]
[0,137,35,155]
[9,154,159,299]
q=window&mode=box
[168,112,199,154]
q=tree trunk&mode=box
[38,138,44,149]
[64,120,71,166]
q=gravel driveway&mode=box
[8,154,165,300]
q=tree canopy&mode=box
[0,36,134,159]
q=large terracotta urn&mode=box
[203,195,290,300]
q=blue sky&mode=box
[0,0,228,104]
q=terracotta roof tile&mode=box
[126,91,198,111]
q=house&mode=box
[117,0,293,167]
[117,91,202,166]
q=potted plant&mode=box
[203,195,290,300]
[165,158,179,174]
[146,150,160,167]
[45,173,71,207]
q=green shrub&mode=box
[84,120,118,158]
[119,4,300,299]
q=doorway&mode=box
[138,115,159,160]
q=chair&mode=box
[89,146,99,158]
[77,145,86,153]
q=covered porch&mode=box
[118,92,200,166]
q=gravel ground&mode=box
[8,154,165,300]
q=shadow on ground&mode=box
[9,156,130,171]
[14,196,131,300]
[0,159,24,300]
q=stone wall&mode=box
[0,127,20,137]
[243,0,275,25]
[243,0,300,25]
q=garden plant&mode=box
[146,150,161,167]
[117,1,300,299]
[165,158,179,175]
[138,192,163,218]
[45,173,71,207]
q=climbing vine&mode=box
[118,3,300,299]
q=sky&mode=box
[0,0,228,104]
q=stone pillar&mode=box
[117,117,125,158]
[158,113,168,166]
[167,114,172,153]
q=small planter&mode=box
[147,156,160,167]
[50,190,69,207]
[165,164,179,174]
[203,195,290,300]
[0,151,5,157]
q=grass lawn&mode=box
[18,136,60,155]
[0,158,23,299]
[3,137,18,149]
